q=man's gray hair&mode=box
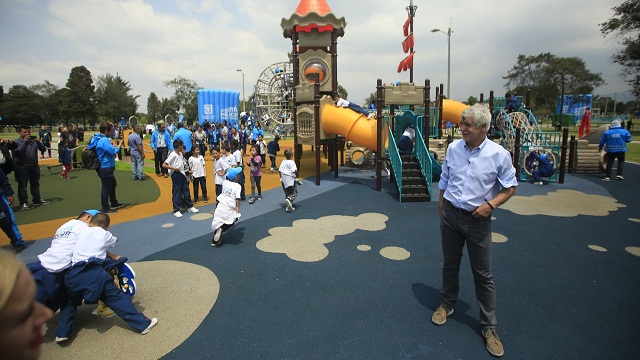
[461,103,491,134]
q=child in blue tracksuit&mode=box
[55,213,157,342]
[531,153,554,185]
[0,168,25,253]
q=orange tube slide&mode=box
[321,100,468,150]
[321,105,380,151]
[442,99,469,125]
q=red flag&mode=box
[403,16,411,37]
[402,33,414,53]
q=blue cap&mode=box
[227,167,242,181]
[539,153,547,159]
[84,209,101,216]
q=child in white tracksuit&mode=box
[211,167,242,246]
[278,149,298,212]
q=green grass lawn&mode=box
[627,142,640,163]
[8,164,160,225]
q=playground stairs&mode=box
[399,155,430,202]
[573,139,603,173]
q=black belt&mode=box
[445,199,474,216]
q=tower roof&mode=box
[294,0,332,16]
[281,0,346,38]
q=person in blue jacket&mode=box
[87,123,124,213]
[173,123,193,158]
[504,93,521,113]
[599,118,633,181]
[531,153,554,185]
[0,168,25,253]
[150,122,173,177]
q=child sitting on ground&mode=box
[211,167,243,247]
[55,213,158,342]
[279,148,298,212]
[248,145,262,204]
[188,146,208,203]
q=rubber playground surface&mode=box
[8,145,640,359]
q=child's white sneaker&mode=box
[188,207,199,213]
[173,211,183,218]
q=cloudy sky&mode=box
[0,0,632,113]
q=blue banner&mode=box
[555,94,593,124]
[197,89,240,128]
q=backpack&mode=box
[82,146,102,170]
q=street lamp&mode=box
[431,21,452,99]
[236,69,245,112]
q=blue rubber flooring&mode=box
[18,164,640,359]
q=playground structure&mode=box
[274,0,570,202]
[252,61,295,134]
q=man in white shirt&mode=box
[27,210,99,312]
[55,213,158,342]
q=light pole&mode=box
[431,21,452,99]
[236,69,245,112]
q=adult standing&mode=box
[38,125,52,158]
[599,118,633,181]
[150,122,172,178]
[579,107,591,138]
[87,123,124,213]
[128,125,145,180]
[433,104,517,358]
[173,123,193,159]
[12,125,49,210]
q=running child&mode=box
[279,148,298,212]
[211,167,242,247]
[59,140,71,180]
[212,145,231,206]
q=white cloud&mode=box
[0,0,630,114]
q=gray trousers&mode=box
[439,200,497,328]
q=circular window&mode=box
[302,60,328,84]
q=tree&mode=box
[0,85,43,126]
[465,96,478,105]
[363,92,376,107]
[600,0,640,96]
[503,53,605,114]
[94,73,140,123]
[65,66,96,126]
[147,92,161,123]
[164,77,198,120]
[336,85,348,100]
[159,97,179,121]
[29,81,60,127]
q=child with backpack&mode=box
[267,135,281,172]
